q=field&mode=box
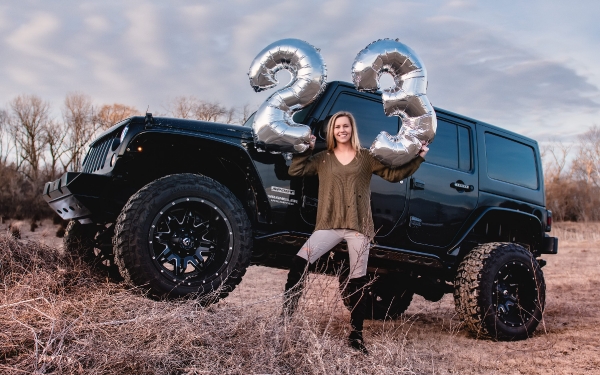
[0,220,599,374]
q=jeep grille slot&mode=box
[82,133,116,173]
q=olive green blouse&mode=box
[289,148,424,238]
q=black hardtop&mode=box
[327,81,540,147]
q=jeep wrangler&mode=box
[43,81,558,340]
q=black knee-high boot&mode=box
[346,275,370,354]
[283,256,309,316]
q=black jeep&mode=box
[43,81,558,340]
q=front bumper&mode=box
[43,172,116,224]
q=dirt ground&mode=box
[1,219,599,374]
[227,226,600,375]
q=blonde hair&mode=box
[326,111,361,153]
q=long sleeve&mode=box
[288,150,324,177]
[370,153,424,183]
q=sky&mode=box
[1,0,599,143]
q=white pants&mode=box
[297,229,370,279]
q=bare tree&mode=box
[223,107,236,124]
[8,95,51,180]
[43,120,68,179]
[541,141,572,182]
[238,104,255,125]
[167,96,238,123]
[542,129,600,221]
[0,109,13,165]
[62,92,99,172]
[167,96,197,119]
[541,142,570,221]
[195,101,228,122]
[97,103,139,130]
[572,125,600,188]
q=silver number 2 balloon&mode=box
[248,38,327,153]
[352,39,437,167]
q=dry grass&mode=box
[1,220,599,374]
[549,221,600,242]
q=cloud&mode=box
[413,16,600,138]
[6,12,76,68]
[124,4,168,69]
[84,16,110,33]
[86,51,134,96]
[445,0,478,10]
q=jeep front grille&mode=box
[82,132,117,173]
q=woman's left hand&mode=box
[419,144,429,158]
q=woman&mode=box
[284,111,428,354]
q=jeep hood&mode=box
[152,117,254,140]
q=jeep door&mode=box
[299,89,409,238]
[405,114,479,248]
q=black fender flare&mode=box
[448,207,543,256]
[122,130,272,224]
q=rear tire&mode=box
[454,242,546,340]
[340,273,414,320]
[64,220,121,279]
[63,220,96,258]
[113,173,252,301]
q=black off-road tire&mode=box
[63,220,96,258]
[113,173,252,301]
[64,220,122,279]
[340,273,414,320]
[454,242,546,340]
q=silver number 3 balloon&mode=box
[248,38,436,166]
[352,39,437,167]
[248,38,327,153]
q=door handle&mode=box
[450,181,474,192]
[411,178,425,190]
[409,216,422,228]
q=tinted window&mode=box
[292,101,316,124]
[485,133,538,189]
[327,94,398,147]
[425,119,471,171]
